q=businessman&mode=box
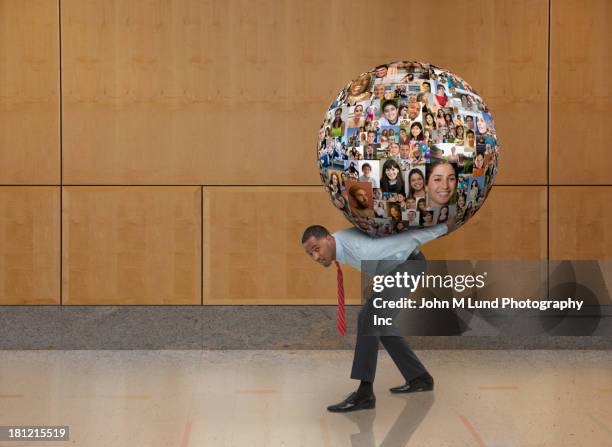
[302,220,452,412]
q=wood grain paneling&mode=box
[203,187,362,304]
[550,187,612,260]
[551,0,612,184]
[0,187,60,304]
[62,187,201,304]
[62,0,545,185]
[0,0,59,184]
[422,186,547,260]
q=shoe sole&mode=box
[327,401,376,413]
[389,386,434,394]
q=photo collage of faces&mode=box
[318,61,500,237]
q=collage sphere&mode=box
[317,61,500,237]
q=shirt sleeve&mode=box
[364,224,448,261]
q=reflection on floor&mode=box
[0,350,610,446]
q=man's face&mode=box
[362,166,371,177]
[383,104,398,122]
[467,132,475,147]
[303,235,335,268]
[367,132,376,144]
[353,188,369,208]
[375,66,388,78]
[408,103,419,119]
[400,144,410,159]
[374,84,385,98]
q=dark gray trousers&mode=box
[350,250,429,383]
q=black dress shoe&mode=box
[389,375,434,394]
[327,392,376,412]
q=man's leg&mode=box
[379,335,429,382]
[350,300,380,382]
[351,297,379,382]
[327,298,378,412]
[382,251,434,393]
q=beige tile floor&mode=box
[0,350,610,447]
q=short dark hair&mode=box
[362,163,371,171]
[375,64,388,71]
[301,225,330,244]
[382,99,398,111]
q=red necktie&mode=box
[335,261,346,336]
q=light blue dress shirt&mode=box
[332,224,448,274]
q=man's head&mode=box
[349,184,369,209]
[366,130,376,144]
[466,129,475,147]
[361,163,371,176]
[408,102,420,119]
[375,64,388,78]
[382,100,398,123]
[302,225,335,267]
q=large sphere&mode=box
[317,61,499,237]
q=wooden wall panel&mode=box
[62,0,546,185]
[550,0,612,184]
[550,187,612,260]
[0,187,60,304]
[62,187,201,304]
[203,187,362,304]
[0,0,59,184]
[422,186,547,260]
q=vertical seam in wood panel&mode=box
[202,187,209,304]
[59,0,63,305]
[547,0,551,298]
[201,186,203,306]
